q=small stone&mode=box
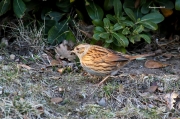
[51,97,63,104]
[0,56,3,61]
[1,37,8,46]
[98,98,106,107]
[0,86,3,94]
[10,54,15,60]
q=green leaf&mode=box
[0,0,11,16]
[129,35,142,43]
[113,23,124,31]
[139,34,151,43]
[104,43,110,47]
[86,1,104,20]
[92,19,103,27]
[13,0,26,18]
[129,36,135,44]
[133,25,144,34]
[123,20,134,27]
[49,11,64,22]
[66,30,76,43]
[124,8,136,22]
[94,26,105,32]
[122,27,130,35]
[104,0,113,11]
[141,12,164,23]
[113,0,122,18]
[48,20,68,44]
[140,21,158,30]
[99,32,109,39]
[106,14,117,23]
[93,33,100,40]
[105,38,113,43]
[44,20,56,34]
[141,1,151,14]
[156,0,174,9]
[175,0,180,10]
[112,32,129,47]
[103,18,111,29]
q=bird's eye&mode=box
[76,48,79,50]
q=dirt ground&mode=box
[0,40,180,118]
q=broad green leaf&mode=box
[13,0,26,18]
[44,20,56,34]
[104,0,113,11]
[140,21,157,30]
[0,0,11,16]
[113,23,123,31]
[49,11,64,22]
[123,20,134,27]
[93,33,100,40]
[106,14,117,23]
[92,19,103,27]
[113,0,122,18]
[112,32,129,47]
[94,26,105,32]
[141,1,151,14]
[175,0,180,10]
[104,43,110,47]
[99,32,109,39]
[156,0,174,9]
[48,20,68,44]
[105,38,113,43]
[66,30,76,43]
[103,18,111,29]
[124,8,136,22]
[139,34,151,43]
[86,1,104,20]
[129,36,135,44]
[133,25,144,34]
[141,12,164,23]
[122,27,130,35]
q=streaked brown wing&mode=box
[89,46,129,63]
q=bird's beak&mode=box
[71,50,75,54]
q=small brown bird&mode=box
[72,44,154,86]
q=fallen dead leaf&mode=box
[55,42,76,61]
[17,64,32,70]
[49,76,61,80]
[118,84,124,93]
[57,68,65,74]
[164,92,178,110]
[145,60,169,68]
[51,97,63,104]
[50,59,60,66]
[147,85,158,93]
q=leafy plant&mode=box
[0,0,76,45]
[86,0,165,51]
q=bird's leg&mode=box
[97,70,120,86]
[97,75,110,86]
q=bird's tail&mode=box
[124,53,155,60]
